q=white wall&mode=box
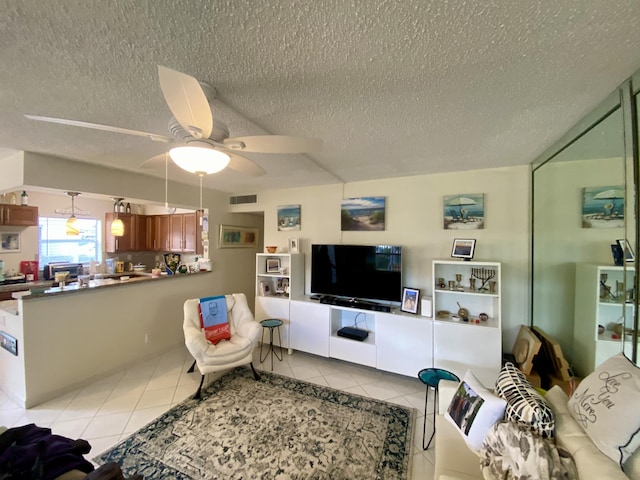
[232,165,531,351]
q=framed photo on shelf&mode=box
[401,287,420,314]
[451,238,476,260]
[259,280,273,296]
[288,237,300,253]
[616,239,634,262]
[266,258,281,273]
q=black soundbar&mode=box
[319,295,391,312]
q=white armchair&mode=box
[183,293,262,399]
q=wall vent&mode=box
[229,194,257,205]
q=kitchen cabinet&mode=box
[104,212,201,253]
[104,213,137,252]
[169,212,202,253]
[0,204,38,226]
[154,215,170,251]
[135,215,155,251]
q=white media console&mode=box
[254,254,502,384]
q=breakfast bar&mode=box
[0,271,218,408]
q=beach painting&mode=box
[341,196,386,231]
[444,194,485,230]
[277,204,301,231]
[582,185,625,228]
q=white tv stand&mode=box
[289,297,433,377]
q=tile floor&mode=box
[0,345,437,479]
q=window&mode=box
[39,217,102,267]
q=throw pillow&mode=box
[445,370,507,452]
[495,362,555,439]
[567,353,640,467]
[198,295,231,345]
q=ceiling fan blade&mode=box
[157,65,213,140]
[25,115,173,142]
[138,153,168,168]
[223,135,322,154]
[227,152,266,176]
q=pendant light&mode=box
[65,192,81,236]
[111,197,125,236]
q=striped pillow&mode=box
[495,362,555,439]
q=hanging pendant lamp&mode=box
[111,197,125,236]
[65,192,81,236]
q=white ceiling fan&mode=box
[25,65,323,177]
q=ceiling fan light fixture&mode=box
[169,146,230,175]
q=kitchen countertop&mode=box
[8,271,211,300]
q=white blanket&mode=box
[480,421,578,480]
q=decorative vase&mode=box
[163,253,181,275]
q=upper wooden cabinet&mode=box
[170,212,202,253]
[104,213,137,253]
[1,204,38,226]
[104,212,201,253]
[154,215,170,251]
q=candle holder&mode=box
[471,268,496,291]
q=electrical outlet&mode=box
[126,254,132,260]
[144,333,149,344]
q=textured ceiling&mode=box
[1,0,640,194]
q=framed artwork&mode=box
[0,233,20,253]
[266,258,281,273]
[288,237,300,253]
[443,194,484,229]
[341,196,386,231]
[278,205,301,231]
[582,186,625,228]
[218,225,259,248]
[401,287,420,314]
[259,280,272,296]
[451,238,476,260]
[617,239,634,262]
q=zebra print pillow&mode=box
[495,362,555,439]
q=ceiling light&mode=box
[111,197,125,237]
[65,192,81,236]
[169,145,230,175]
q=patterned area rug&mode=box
[94,367,415,479]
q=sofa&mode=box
[434,355,640,480]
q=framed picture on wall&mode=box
[0,233,20,253]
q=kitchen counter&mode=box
[18,271,210,299]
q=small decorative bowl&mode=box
[266,246,278,253]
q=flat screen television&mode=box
[310,244,403,303]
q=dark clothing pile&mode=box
[0,424,142,480]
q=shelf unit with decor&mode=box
[573,264,637,377]
[255,253,304,353]
[432,260,502,386]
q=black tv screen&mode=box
[310,244,403,303]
